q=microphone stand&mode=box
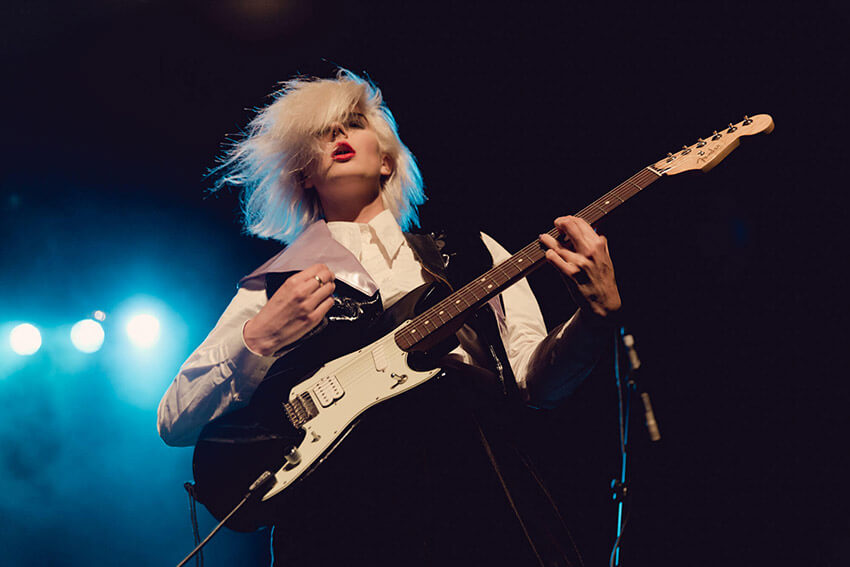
[609,327,660,567]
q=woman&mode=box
[158,69,621,566]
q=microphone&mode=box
[640,392,661,442]
[621,331,661,442]
[622,333,641,371]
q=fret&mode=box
[395,166,661,352]
[497,261,519,279]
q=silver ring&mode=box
[314,275,324,287]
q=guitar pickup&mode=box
[313,376,345,407]
[372,348,387,371]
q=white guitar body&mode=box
[261,320,441,501]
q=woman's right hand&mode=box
[243,264,336,356]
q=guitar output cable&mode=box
[176,470,275,567]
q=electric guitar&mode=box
[191,114,775,532]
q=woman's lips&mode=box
[332,142,355,162]
[332,151,355,162]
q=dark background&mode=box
[2,1,848,565]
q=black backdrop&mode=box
[2,1,848,565]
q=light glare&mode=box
[70,319,105,353]
[10,323,42,355]
[126,314,160,348]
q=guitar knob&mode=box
[284,446,302,467]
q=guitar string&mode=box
[396,168,659,348]
[395,172,654,348]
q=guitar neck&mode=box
[394,166,662,352]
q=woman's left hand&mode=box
[539,216,622,321]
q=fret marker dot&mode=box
[480,278,486,282]
[487,284,492,289]
[455,300,461,304]
[605,200,610,205]
[424,320,429,325]
[411,329,417,333]
[439,311,444,315]
[518,258,523,262]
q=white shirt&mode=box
[157,211,596,447]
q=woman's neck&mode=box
[321,191,385,224]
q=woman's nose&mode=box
[330,122,346,139]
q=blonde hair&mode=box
[212,69,425,244]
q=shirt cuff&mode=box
[230,320,281,396]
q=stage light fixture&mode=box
[126,313,160,348]
[70,319,105,353]
[9,323,42,355]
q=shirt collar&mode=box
[368,209,405,261]
[326,209,405,262]
[239,221,379,296]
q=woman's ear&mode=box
[380,154,393,177]
[298,169,314,190]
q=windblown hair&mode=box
[212,69,425,245]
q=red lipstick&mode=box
[332,142,355,162]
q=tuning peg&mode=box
[727,123,738,133]
[696,137,706,148]
[743,115,752,125]
[681,145,692,155]
[711,130,722,140]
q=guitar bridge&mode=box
[283,392,319,428]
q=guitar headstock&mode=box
[650,114,774,176]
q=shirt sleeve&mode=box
[480,232,609,408]
[156,286,280,447]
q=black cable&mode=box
[176,471,274,567]
[184,483,204,567]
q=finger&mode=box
[544,248,582,279]
[301,263,336,285]
[554,216,598,255]
[302,295,335,331]
[540,232,572,253]
[291,265,335,297]
[313,295,335,320]
[541,234,590,270]
[304,280,336,311]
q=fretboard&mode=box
[394,166,661,352]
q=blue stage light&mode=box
[9,323,42,355]
[126,313,160,348]
[70,319,105,353]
